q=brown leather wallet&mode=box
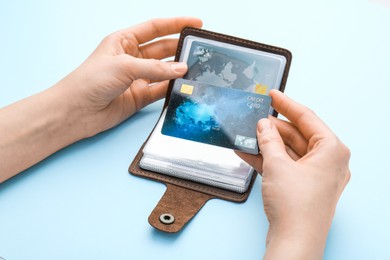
[129,27,292,233]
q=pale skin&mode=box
[0,17,350,259]
[237,90,351,259]
[0,17,202,180]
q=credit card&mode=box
[161,79,271,154]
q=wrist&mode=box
[264,219,330,260]
[48,82,89,141]
[53,72,99,139]
[0,83,87,181]
[50,76,90,139]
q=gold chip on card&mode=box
[180,84,194,95]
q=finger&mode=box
[139,38,178,60]
[147,81,169,104]
[257,118,292,166]
[124,17,203,45]
[235,151,264,174]
[131,80,169,111]
[148,60,175,84]
[121,55,188,82]
[269,116,308,157]
[269,90,333,141]
[285,145,301,161]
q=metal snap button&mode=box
[159,213,175,224]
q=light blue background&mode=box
[1,0,389,259]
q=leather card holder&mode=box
[129,27,292,233]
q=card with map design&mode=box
[179,35,287,97]
[161,79,271,154]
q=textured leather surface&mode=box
[148,183,214,233]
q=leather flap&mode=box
[148,183,214,233]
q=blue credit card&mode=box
[161,79,272,154]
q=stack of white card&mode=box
[140,110,254,193]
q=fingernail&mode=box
[258,118,272,133]
[171,62,187,73]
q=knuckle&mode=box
[346,170,351,183]
[258,132,278,146]
[341,144,351,160]
[329,138,351,161]
[271,151,288,161]
[322,137,352,184]
[102,32,118,44]
[262,151,287,170]
[151,59,164,71]
[300,108,316,123]
[124,37,139,53]
[147,19,162,37]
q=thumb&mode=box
[124,56,188,81]
[257,118,290,164]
